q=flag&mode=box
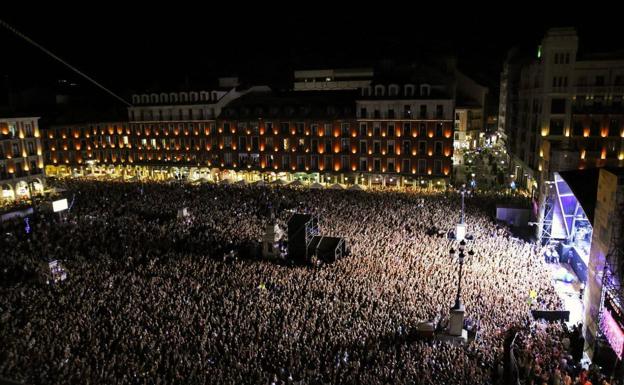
[529,289,537,299]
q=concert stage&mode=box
[542,171,596,283]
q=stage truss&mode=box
[540,182,556,246]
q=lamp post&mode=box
[456,184,469,241]
[448,240,474,338]
[459,183,467,224]
[450,240,474,309]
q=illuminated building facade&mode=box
[0,117,45,202]
[44,86,454,186]
[356,84,454,183]
[43,120,132,176]
[44,86,267,179]
[504,28,624,191]
[501,28,624,239]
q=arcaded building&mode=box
[43,82,454,187]
[1,117,45,202]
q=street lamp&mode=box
[449,240,475,310]
[447,240,475,339]
[459,184,467,224]
[455,184,470,241]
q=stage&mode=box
[541,172,594,284]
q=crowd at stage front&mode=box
[0,179,618,385]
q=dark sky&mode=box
[2,3,623,100]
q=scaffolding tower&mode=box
[540,182,557,246]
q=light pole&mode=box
[459,183,467,225]
[450,239,474,310]
[448,240,474,339]
[456,184,469,241]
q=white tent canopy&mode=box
[348,184,364,191]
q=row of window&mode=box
[0,122,35,138]
[0,141,38,159]
[52,121,450,140]
[576,75,624,87]
[552,77,568,88]
[545,119,623,137]
[0,160,41,180]
[523,74,624,89]
[553,52,571,65]
[361,84,432,98]
[132,91,221,105]
[359,105,446,119]
[522,96,623,116]
[48,150,448,175]
[130,108,215,121]
[49,136,450,156]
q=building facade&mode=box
[356,83,454,183]
[43,86,454,187]
[43,121,131,177]
[506,28,624,186]
[1,117,45,202]
[502,28,624,233]
[293,68,373,91]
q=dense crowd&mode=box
[0,179,607,384]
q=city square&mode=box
[1,6,623,385]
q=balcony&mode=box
[0,133,18,140]
[574,85,624,94]
[572,105,623,115]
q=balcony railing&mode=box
[572,105,623,114]
[574,85,624,94]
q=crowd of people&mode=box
[512,321,619,385]
[0,178,616,384]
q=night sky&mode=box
[1,4,623,100]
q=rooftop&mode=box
[219,90,357,120]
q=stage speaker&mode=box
[287,214,319,264]
[531,310,570,322]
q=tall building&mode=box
[501,28,624,228]
[356,83,454,183]
[453,69,489,150]
[1,117,45,202]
